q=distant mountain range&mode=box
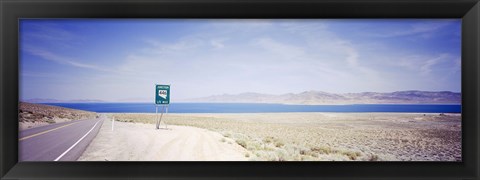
[23,90,461,105]
[23,98,104,103]
[182,90,461,105]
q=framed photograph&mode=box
[1,0,479,179]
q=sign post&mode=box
[155,84,170,129]
[112,116,115,131]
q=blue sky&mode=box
[19,19,461,102]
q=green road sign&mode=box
[155,84,170,105]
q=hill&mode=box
[19,102,97,129]
[184,90,461,105]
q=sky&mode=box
[19,19,461,102]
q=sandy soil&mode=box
[78,118,248,161]
[107,112,461,161]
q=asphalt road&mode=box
[19,116,104,161]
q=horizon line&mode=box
[21,89,461,103]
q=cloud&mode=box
[210,38,228,49]
[253,38,305,60]
[277,21,380,78]
[207,19,273,33]
[23,46,111,72]
[21,22,85,49]
[307,32,378,78]
[24,23,76,40]
[392,53,452,75]
[367,21,454,38]
[419,54,448,75]
[20,20,461,101]
[141,36,205,55]
[20,72,57,78]
[451,57,461,74]
[280,21,328,34]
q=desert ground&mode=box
[79,112,461,161]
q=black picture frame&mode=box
[1,0,479,179]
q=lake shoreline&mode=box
[40,102,462,113]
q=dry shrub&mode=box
[263,136,275,144]
[274,141,285,148]
[342,151,362,160]
[110,113,461,161]
[311,146,337,154]
[223,133,231,138]
[236,139,248,148]
[368,154,379,161]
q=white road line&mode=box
[54,120,101,161]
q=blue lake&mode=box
[42,103,462,113]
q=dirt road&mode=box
[78,117,248,161]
